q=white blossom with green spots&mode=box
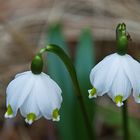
[88,53,140,107]
[5,71,62,124]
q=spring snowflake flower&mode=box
[5,55,62,124]
[88,23,140,107]
[88,53,140,107]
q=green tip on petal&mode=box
[88,87,97,99]
[5,104,14,118]
[25,113,36,125]
[134,94,140,103]
[52,108,60,121]
[114,95,124,107]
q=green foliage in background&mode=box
[75,28,96,140]
[45,23,76,140]
[45,23,140,140]
[97,105,140,140]
[45,24,96,140]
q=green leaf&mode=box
[46,23,76,140]
[97,104,140,140]
[75,28,96,140]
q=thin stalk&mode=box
[122,101,129,140]
[39,44,94,140]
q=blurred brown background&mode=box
[0,0,140,140]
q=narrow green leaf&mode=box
[75,28,96,140]
[46,23,75,140]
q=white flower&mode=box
[5,71,62,124]
[88,53,140,107]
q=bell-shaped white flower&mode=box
[88,53,140,107]
[5,71,62,124]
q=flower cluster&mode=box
[4,23,140,127]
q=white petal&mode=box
[122,54,140,102]
[90,53,116,78]
[20,83,41,119]
[6,72,34,116]
[108,67,132,101]
[134,97,140,103]
[15,71,31,78]
[35,73,62,120]
[90,53,119,96]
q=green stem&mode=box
[39,44,94,140]
[122,101,129,140]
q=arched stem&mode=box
[39,44,94,140]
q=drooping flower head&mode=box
[5,53,62,124]
[88,23,140,107]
